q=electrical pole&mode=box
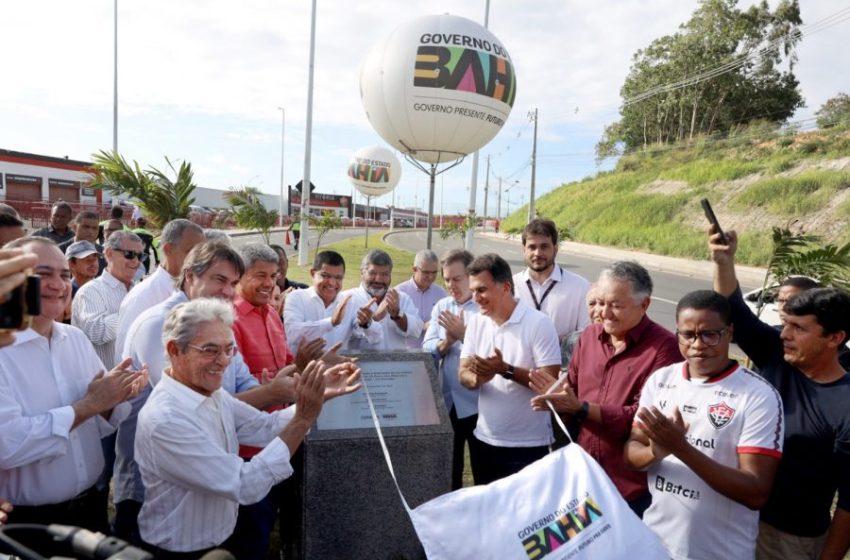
[496,176,502,223]
[527,108,538,223]
[482,154,490,230]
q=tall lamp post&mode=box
[113,0,118,153]
[298,0,317,266]
[277,107,285,227]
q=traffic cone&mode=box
[285,230,291,245]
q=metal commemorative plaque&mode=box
[316,355,440,430]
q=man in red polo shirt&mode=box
[532,261,679,517]
[230,243,299,560]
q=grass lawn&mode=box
[283,233,416,289]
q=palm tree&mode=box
[755,221,850,315]
[88,150,196,227]
[224,186,279,244]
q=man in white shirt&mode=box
[114,218,204,365]
[0,237,147,550]
[396,249,446,350]
[135,298,353,556]
[73,231,144,370]
[284,250,382,354]
[625,290,784,560]
[113,241,298,543]
[459,253,561,484]
[343,249,422,352]
[514,218,589,342]
[422,249,479,490]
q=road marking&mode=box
[652,295,678,305]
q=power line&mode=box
[623,7,850,106]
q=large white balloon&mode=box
[347,146,402,197]
[360,14,516,164]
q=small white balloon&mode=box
[360,14,516,164]
[347,146,402,198]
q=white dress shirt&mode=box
[0,324,130,505]
[113,290,259,505]
[343,286,423,352]
[115,265,175,365]
[514,265,590,340]
[72,269,129,370]
[136,372,296,552]
[283,286,382,354]
[422,296,480,419]
[395,278,446,350]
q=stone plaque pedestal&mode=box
[293,352,454,560]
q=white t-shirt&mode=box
[461,299,561,447]
[514,266,590,340]
[641,362,784,560]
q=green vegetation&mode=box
[89,150,196,227]
[225,186,279,244]
[733,171,850,215]
[501,124,850,266]
[284,233,414,290]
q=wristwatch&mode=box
[574,401,590,422]
[500,364,516,380]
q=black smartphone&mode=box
[0,275,41,330]
[700,198,728,245]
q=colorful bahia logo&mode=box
[348,160,390,184]
[413,41,517,107]
[520,496,604,559]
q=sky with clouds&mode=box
[1,1,847,217]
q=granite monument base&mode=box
[292,352,454,560]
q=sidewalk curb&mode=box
[479,231,767,288]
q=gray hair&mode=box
[162,297,234,352]
[161,219,203,245]
[203,229,231,244]
[361,249,393,271]
[414,249,439,268]
[599,261,653,301]
[105,230,142,250]
[239,243,279,270]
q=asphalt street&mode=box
[231,227,758,337]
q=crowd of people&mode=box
[0,202,848,560]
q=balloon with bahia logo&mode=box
[347,146,402,198]
[360,14,516,164]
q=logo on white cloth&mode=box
[707,401,735,429]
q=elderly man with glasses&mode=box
[135,298,351,558]
[395,249,446,350]
[624,290,784,560]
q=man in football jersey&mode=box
[625,290,784,560]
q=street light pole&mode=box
[112,0,118,153]
[277,107,285,227]
[298,0,317,266]
[527,108,539,222]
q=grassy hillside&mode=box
[500,124,850,266]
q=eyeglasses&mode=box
[186,343,237,359]
[119,250,144,260]
[676,328,728,347]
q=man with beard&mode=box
[284,250,382,354]
[514,218,589,342]
[343,249,422,351]
[710,227,850,560]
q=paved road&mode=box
[383,230,722,335]
[230,227,370,251]
[230,227,754,338]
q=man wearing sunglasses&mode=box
[625,290,784,560]
[72,230,144,370]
